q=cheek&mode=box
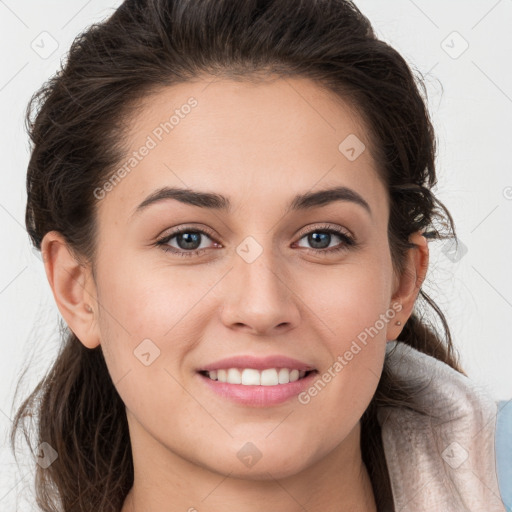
[94,263,198,427]
[96,252,192,336]
[95,255,212,380]
[294,255,392,418]
[298,249,393,345]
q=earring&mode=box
[395,320,402,326]
[85,304,93,313]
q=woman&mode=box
[10,0,509,511]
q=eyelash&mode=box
[155,224,357,258]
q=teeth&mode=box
[261,369,278,386]
[242,368,260,385]
[278,368,289,384]
[205,368,309,385]
[227,368,242,384]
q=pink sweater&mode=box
[378,341,508,511]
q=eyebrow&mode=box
[132,185,372,218]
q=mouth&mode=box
[197,367,319,407]
[196,354,319,406]
[198,368,318,386]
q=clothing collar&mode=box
[377,341,506,511]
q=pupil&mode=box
[309,232,330,249]
[178,232,201,250]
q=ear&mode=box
[386,231,429,342]
[40,231,100,349]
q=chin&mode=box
[195,441,317,481]
[210,459,311,482]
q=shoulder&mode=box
[377,341,509,511]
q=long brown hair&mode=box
[11,1,465,510]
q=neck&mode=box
[121,418,377,512]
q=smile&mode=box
[200,367,314,385]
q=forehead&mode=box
[97,75,388,223]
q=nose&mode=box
[219,239,301,337]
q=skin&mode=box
[41,76,428,512]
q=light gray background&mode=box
[1,0,511,509]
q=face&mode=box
[86,76,401,480]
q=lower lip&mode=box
[197,371,318,407]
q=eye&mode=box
[155,226,219,258]
[294,224,356,255]
[155,223,357,258]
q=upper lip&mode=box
[198,355,316,372]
